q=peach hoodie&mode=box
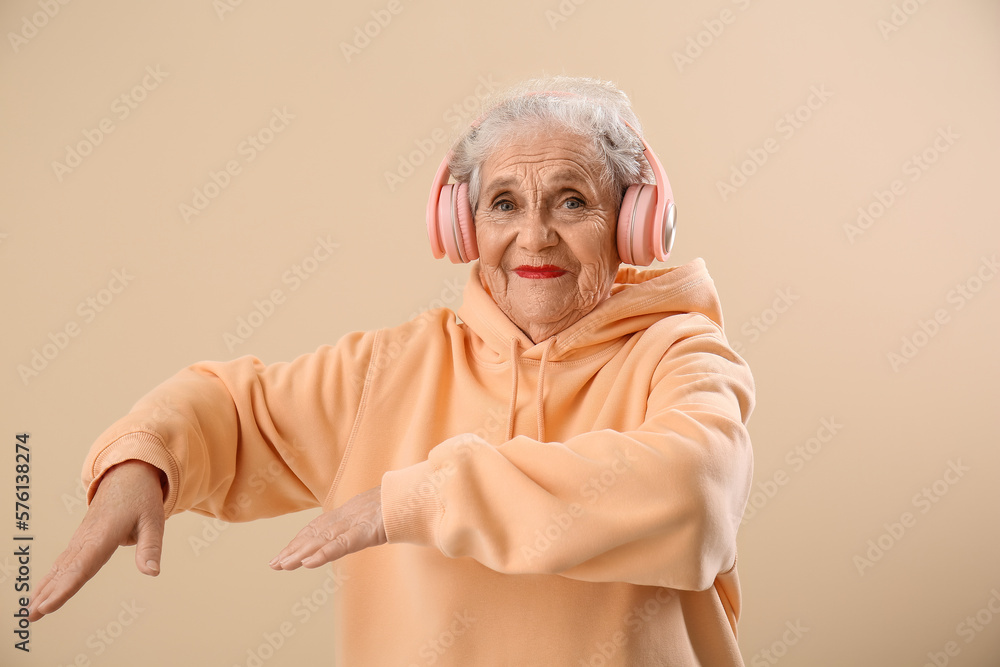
[84,257,755,666]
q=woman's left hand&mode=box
[269,485,387,570]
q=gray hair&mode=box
[447,76,653,214]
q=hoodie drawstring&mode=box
[506,337,520,441]
[505,336,555,443]
[536,337,554,443]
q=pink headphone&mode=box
[426,96,677,266]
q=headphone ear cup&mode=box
[617,184,658,266]
[628,184,658,267]
[454,182,478,263]
[433,182,478,264]
[617,186,639,265]
[428,184,447,260]
[436,184,461,263]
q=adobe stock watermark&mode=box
[55,399,180,530]
[403,277,465,322]
[843,126,958,244]
[408,610,476,667]
[922,588,1000,667]
[55,397,176,518]
[388,435,489,525]
[748,620,809,667]
[213,0,247,21]
[877,0,933,40]
[886,253,997,372]
[741,417,843,525]
[221,235,338,352]
[51,65,168,183]
[54,600,145,667]
[188,456,297,556]
[339,0,412,63]
[61,397,179,515]
[729,287,800,356]
[671,0,758,73]
[853,459,968,576]
[384,74,500,192]
[62,478,89,514]
[7,0,72,54]
[578,586,678,666]
[340,277,489,431]
[544,0,587,31]
[188,427,333,556]
[179,106,294,223]
[520,447,639,563]
[17,268,135,386]
[0,556,19,586]
[716,85,833,202]
[364,276,467,385]
[231,567,350,667]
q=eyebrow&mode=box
[481,169,595,196]
[480,176,519,194]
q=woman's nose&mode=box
[517,208,558,252]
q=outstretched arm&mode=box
[29,460,165,621]
[265,327,755,589]
[31,331,377,619]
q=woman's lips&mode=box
[513,265,567,279]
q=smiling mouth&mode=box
[513,265,567,279]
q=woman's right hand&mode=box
[28,460,166,621]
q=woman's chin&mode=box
[514,309,586,341]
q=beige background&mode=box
[2,0,998,665]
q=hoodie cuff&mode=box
[381,460,446,547]
[86,431,179,515]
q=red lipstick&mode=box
[513,265,566,279]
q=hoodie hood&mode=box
[456,257,725,363]
[456,257,727,443]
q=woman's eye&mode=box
[564,198,583,209]
[495,200,514,212]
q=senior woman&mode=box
[29,76,755,665]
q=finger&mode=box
[269,516,349,570]
[299,534,351,568]
[269,529,339,571]
[300,524,372,568]
[268,527,318,569]
[278,531,352,571]
[29,547,75,615]
[28,547,81,621]
[29,535,120,619]
[29,529,98,621]
[133,510,164,576]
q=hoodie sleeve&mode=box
[380,327,754,592]
[82,331,376,520]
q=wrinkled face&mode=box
[474,126,621,342]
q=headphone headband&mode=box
[426,89,676,265]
